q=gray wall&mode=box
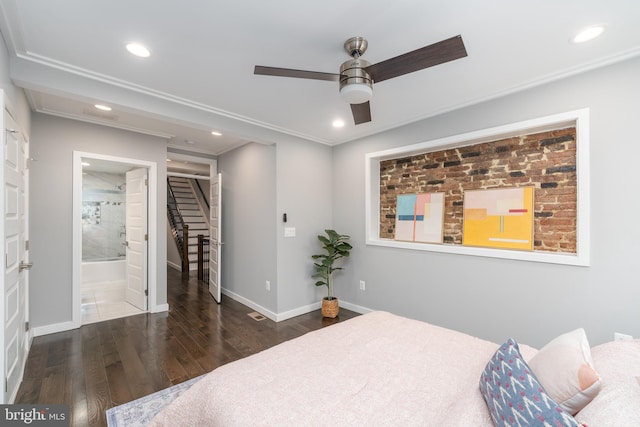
[332,56,640,348]
[219,143,278,313]
[218,139,333,316]
[29,113,167,328]
[275,139,333,314]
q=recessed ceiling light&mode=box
[332,119,345,128]
[571,26,605,44]
[81,162,91,167]
[126,42,151,58]
[211,130,222,136]
[166,159,172,162]
[94,104,112,111]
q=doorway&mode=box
[166,152,220,302]
[80,165,147,323]
[72,152,158,327]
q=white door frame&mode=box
[166,152,216,179]
[72,151,158,328]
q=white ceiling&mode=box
[0,1,639,155]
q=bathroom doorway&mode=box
[72,152,157,326]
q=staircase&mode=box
[167,176,209,270]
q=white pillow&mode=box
[528,328,601,415]
[576,339,640,425]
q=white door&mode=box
[125,168,148,311]
[2,107,29,403]
[209,173,221,303]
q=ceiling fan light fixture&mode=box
[340,83,373,104]
[339,57,373,104]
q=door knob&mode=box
[19,261,33,272]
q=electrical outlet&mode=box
[266,280,271,291]
[359,280,365,291]
[614,332,633,341]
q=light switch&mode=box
[284,227,296,237]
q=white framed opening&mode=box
[72,151,159,328]
[365,109,590,266]
[166,151,216,180]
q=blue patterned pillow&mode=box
[479,338,581,427]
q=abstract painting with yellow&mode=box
[463,186,534,250]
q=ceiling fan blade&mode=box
[350,101,372,125]
[365,35,467,83]
[254,65,341,82]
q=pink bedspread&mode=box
[149,311,536,426]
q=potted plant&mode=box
[312,229,352,318]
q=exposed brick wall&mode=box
[379,127,577,253]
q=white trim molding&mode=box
[221,287,374,322]
[221,288,279,321]
[365,109,590,266]
[32,321,77,338]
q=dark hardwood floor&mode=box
[15,268,358,426]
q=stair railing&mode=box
[167,179,189,272]
[194,179,210,209]
[189,178,210,223]
[197,234,210,283]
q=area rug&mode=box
[106,374,205,427]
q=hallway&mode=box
[15,268,358,426]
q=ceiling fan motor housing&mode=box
[339,58,373,104]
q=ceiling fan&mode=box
[254,35,467,125]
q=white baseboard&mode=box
[167,261,198,271]
[221,288,373,322]
[221,289,278,321]
[167,261,181,271]
[339,300,374,315]
[32,320,78,337]
[151,303,169,313]
[275,301,321,322]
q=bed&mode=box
[109,311,640,426]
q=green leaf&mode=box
[310,229,352,295]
